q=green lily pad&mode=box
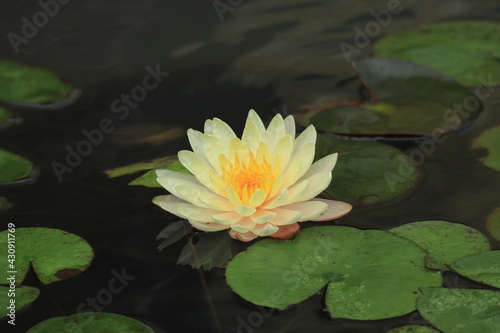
[0,285,39,318]
[0,228,94,285]
[226,226,442,320]
[0,106,22,132]
[27,312,154,333]
[0,149,35,184]
[417,287,500,333]
[451,251,500,288]
[0,59,78,110]
[373,21,500,87]
[472,125,500,173]
[390,221,490,270]
[386,326,440,333]
[0,106,13,123]
[315,134,420,206]
[296,58,481,137]
[487,207,500,241]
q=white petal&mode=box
[190,219,231,232]
[263,189,289,209]
[246,109,266,134]
[265,208,301,225]
[212,211,243,225]
[229,229,258,242]
[235,205,257,217]
[285,171,332,204]
[241,120,263,153]
[284,115,296,138]
[177,205,222,223]
[250,209,277,224]
[152,194,189,219]
[156,169,232,210]
[262,114,286,151]
[279,200,328,221]
[297,153,338,183]
[201,134,225,172]
[271,134,293,169]
[249,189,267,207]
[251,223,279,236]
[187,129,206,160]
[309,198,352,221]
[212,117,237,144]
[204,119,213,134]
[292,125,316,157]
[230,218,256,233]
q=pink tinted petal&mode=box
[309,198,352,221]
[229,229,258,242]
[269,223,300,240]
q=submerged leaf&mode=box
[226,226,442,320]
[178,232,233,270]
[390,220,490,270]
[452,251,500,288]
[0,228,94,285]
[156,220,192,251]
[0,285,39,318]
[472,125,500,173]
[373,20,500,87]
[417,287,500,333]
[315,134,420,206]
[27,312,154,333]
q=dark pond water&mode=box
[1,0,500,332]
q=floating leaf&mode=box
[226,226,442,320]
[452,251,500,288]
[27,312,154,333]
[0,228,94,285]
[0,106,22,132]
[110,125,184,147]
[386,326,440,333]
[315,134,420,206]
[298,58,481,136]
[472,125,500,173]
[0,106,13,123]
[0,59,79,111]
[373,21,500,87]
[487,207,500,241]
[390,221,490,270]
[178,231,233,270]
[0,285,39,318]
[0,149,36,185]
[156,220,191,251]
[104,155,189,179]
[417,287,500,333]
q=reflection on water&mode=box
[0,0,500,332]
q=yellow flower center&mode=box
[220,152,279,205]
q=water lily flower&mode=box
[153,110,352,241]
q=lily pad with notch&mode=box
[451,251,500,289]
[315,134,420,206]
[390,220,490,270]
[0,227,94,285]
[373,20,500,87]
[27,312,154,333]
[417,287,500,333]
[226,226,442,320]
[295,58,482,137]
